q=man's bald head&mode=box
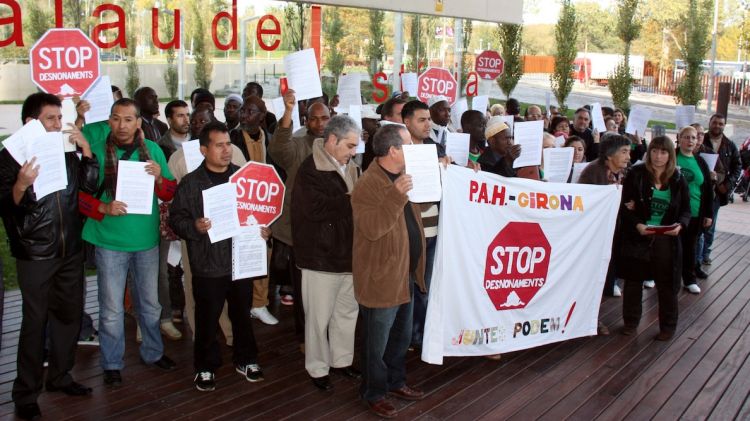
[306,102,331,137]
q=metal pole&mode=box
[707,0,719,113]
[454,18,463,92]
[392,13,403,93]
[240,16,260,94]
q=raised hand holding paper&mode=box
[283,49,322,101]
[625,105,651,136]
[83,75,114,124]
[3,119,46,164]
[272,96,301,132]
[29,132,68,199]
[591,103,607,133]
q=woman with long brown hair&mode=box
[619,136,691,341]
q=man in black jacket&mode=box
[292,115,362,391]
[699,114,741,265]
[169,121,268,392]
[478,116,520,177]
[0,93,99,420]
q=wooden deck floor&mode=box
[0,231,749,420]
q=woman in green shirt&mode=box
[619,136,691,341]
[675,126,714,294]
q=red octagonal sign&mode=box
[475,50,504,80]
[30,29,100,97]
[484,222,551,311]
[230,162,285,227]
[417,67,458,106]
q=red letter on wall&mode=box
[54,0,63,28]
[0,0,23,47]
[152,8,180,50]
[92,4,127,49]
[211,0,237,51]
[372,72,389,103]
[465,72,479,97]
[256,14,281,51]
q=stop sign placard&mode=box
[484,222,551,311]
[417,67,458,105]
[230,162,285,226]
[29,29,100,97]
[475,50,504,80]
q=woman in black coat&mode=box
[619,136,691,341]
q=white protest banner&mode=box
[422,167,620,364]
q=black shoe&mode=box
[46,381,92,396]
[194,371,216,392]
[142,355,176,370]
[695,267,709,279]
[311,375,334,391]
[15,403,41,420]
[103,370,122,387]
[330,366,362,379]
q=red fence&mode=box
[635,67,750,107]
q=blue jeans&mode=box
[697,197,720,262]
[96,246,164,370]
[359,278,414,402]
[412,236,436,347]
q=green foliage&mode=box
[367,10,386,78]
[608,61,632,113]
[576,2,620,53]
[27,2,51,43]
[408,15,426,72]
[283,4,309,51]
[162,14,178,99]
[496,23,524,98]
[126,58,140,97]
[551,0,579,112]
[460,20,473,89]
[323,7,346,82]
[608,0,641,111]
[676,0,712,105]
[193,2,212,90]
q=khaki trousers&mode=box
[301,269,358,378]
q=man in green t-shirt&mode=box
[79,98,178,387]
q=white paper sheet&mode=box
[675,105,696,129]
[3,119,48,164]
[183,139,204,173]
[202,182,241,243]
[450,97,468,130]
[625,105,651,136]
[283,49,323,101]
[512,120,544,168]
[348,105,366,154]
[543,147,574,183]
[401,72,418,95]
[700,152,719,171]
[28,132,67,199]
[403,144,442,203]
[571,162,591,184]
[271,96,301,133]
[591,103,607,133]
[167,240,182,266]
[471,95,489,114]
[232,226,268,280]
[61,98,78,152]
[501,115,515,136]
[115,160,155,215]
[445,132,470,167]
[554,135,566,147]
[336,74,362,109]
[82,75,114,124]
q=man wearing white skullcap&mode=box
[427,95,455,147]
[477,116,521,177]
[224,94,243,131]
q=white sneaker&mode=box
[643,280,655,289]
[613,285,622,297]
[136,324,142,343]
[250,307,279,325]
[160,321,183,340]
[685,284,701,294]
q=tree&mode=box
[551,0,579,112]
[496,23,523,98]
[192,2,212,89]
[283,4,309,50]
[675,0,712,106]
[460,19,473,89]
[575,2,619,54]
[408,15,426,72]
[125,3,139,97]
[367,10,386,77]
[608,0,641,112]
[323,7,345,82]
[162,12,178,99]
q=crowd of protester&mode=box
[0,81,744,420]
